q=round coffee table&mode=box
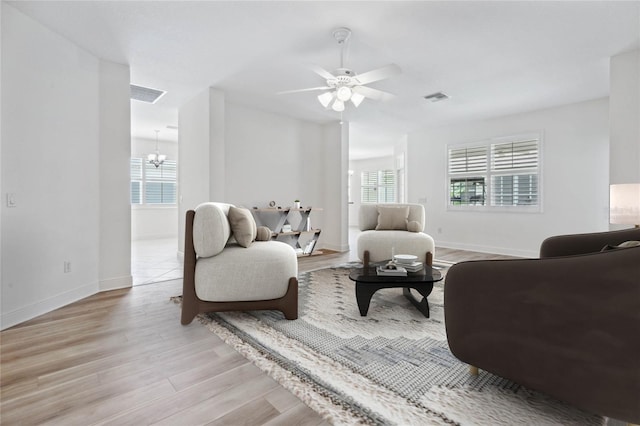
[348,264,443,318]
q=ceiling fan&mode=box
[279,27,401,112]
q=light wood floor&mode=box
[0,248,515,425]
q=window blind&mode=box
[491,140,538,170]
[490,139,539,206]
[130,158,143,204]
[378,170,396,202]
[447,135,541,210]
[130,158,177,205]
[361,170,396,203]
[448,146,487,174]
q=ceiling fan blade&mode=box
[352,85,395,102]
[277,86,331,95]
[310,65,336,81]
[354,63,402,85]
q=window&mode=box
[130,158,143,204]
[361,170,396,203]
[447,134,541,211]
[130,158,177,205]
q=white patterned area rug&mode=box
[185,265,603,425]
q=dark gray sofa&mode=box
[444,228,640,424]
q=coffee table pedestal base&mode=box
[355,282,434,318]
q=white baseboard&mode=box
[131,234,179,241]
[99,275,132,291]
[1,282,98,331]
[435,240,537,258]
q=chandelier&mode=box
[147,129,166,168]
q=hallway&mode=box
[131,238,182,286]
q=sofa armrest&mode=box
[539,227,640,258]
[444,247,640,422]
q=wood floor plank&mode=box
[151,373,279,426]
[44,379,176,426]
[262,402,329,426]
[263,386,306,413]
[205,397,281,426]
[97,363,268,426]
[167,351,248,392]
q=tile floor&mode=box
[131,238,183,286]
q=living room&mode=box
[1,1,639,424]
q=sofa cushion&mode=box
[376,205,410,230]
[256,226,272,241]
[193,203,233,258]
[228,207,257,248]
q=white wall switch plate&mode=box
[6,193,16,207]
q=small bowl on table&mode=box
[393,254,418,265]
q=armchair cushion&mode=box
[358,230,435,263]
[359,203,425,231]
[375,205,410,230]
[195,241,297,302]
[407,220,422,233]
[228,206,257,248]
[193,202,233,257]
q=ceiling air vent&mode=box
[423,92,450,102]
[130,84,166,104]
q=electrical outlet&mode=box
[64,261,71,273]
[6,193,16,207]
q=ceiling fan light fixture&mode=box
[336,86,352,101]
[351,92,365,107]
[318,92,334,108]
[332,99,345,112]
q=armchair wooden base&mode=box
[180,277,298,325]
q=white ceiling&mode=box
[8,1,640,159]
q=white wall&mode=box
[131,136,179,240]
[178,88,217,253]
[178,91,345,252]
[224,103,325,210]
[348,156,395,227]
[99,60,132,291]
[609,49,640,185]
[1,4,131,329]
[0,2,4,319]
[408,98,610,258]
[321,121,349,252]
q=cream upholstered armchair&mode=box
[357,203,435,267]
[181,202,298,325]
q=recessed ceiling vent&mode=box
[130,84,166,104]
[424,92,450,102]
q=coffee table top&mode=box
[349,263,443,284]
